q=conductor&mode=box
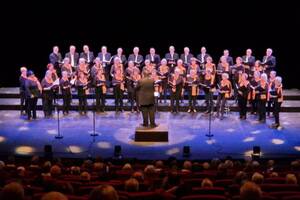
[136,69,157,127]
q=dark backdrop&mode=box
[1,0,299,88]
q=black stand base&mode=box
[55,135,64,139]
[205,134,214,137]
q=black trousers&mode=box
[188,91,197,110]
[27,97,38,119]
[160,81,168,102]
[258,99,267,121]
[20,91,27,114]
[273,101,282,125]
[42,93,53,117]
[140,104,155,126]
[238,96,248,118]
[114,86,123,111]
[127,87,135,110]
[95,87,106,112]
[62,92,71,113]
[250,99,258,113]
[170,89,181,112]
[267,100,273,116]
[216,95,227,116]
[78,95,87,113]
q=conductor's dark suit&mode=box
[136,77,156,127]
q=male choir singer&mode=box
[136,69,157,128]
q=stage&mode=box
[0,110,300,160]
[0,87,300,160]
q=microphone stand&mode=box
[205,87,214,138]
[90,89,99,142]
[54,89,63,139]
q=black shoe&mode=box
[140,123,148,127]
[258,119,266,123]
[270,123,279,128]
[150,124,158,128]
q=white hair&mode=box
[267,48,273,53]
[114,57,121,63]
[220,56,227,62]
[275,76,282,84]
[261,73,268,82]
[0,161,5,170]
[144,59,150,64]
[175,69,181,74]
[62,71,68,76]
[270,70,277,76]
[63,57,70,62]
[20,67,27,72]
[94,57,101,62]
[190,69,196,74]
[177,59,183,64]
[79,58,86,64]
[222,73,229,79]
[161,58,167,64]
[254,71,261,78]
[45,70,52,77]
[184,47,190,51]
[128,60,134,65]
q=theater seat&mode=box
[232,195,277,200]
[283,196,300,200]
[180,194,226,200]
[264,177,286,184]
[228,184,240,196]
[66,195,88,200]
[260,184,300,192]
[193,172,216,179]
[183,178,203,187]
[269,192,300,199]
[214,179,234,188]
[191,187,225,196]
[118,191,159,200]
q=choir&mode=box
[20,45,282,129]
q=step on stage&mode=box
[135,124,168,142]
